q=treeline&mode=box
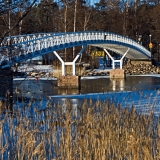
[0,0,160,58]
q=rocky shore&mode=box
[123,62,160,75]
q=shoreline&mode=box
[13,73,160,81]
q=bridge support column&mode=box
[72,62,76,75]
[119,48,130,69]
[53,45,86,88]
[73,45,86,75]
[104,48,130,69]
[0,67,13,110]
[53,45,86,76]
[103,49,115,69]
[53,51,65,75]
[104,48,130,78]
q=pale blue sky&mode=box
[54,0,100,6]
[90,0,100,5]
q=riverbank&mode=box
[13,72,160,81]
[14,63,160,78]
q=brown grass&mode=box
[0,98,159,160]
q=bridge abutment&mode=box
[110,69,125,79]
[0,67,13,110]
[57,76,80,88]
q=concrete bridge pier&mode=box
[0,67,13,110]
[54,45,86,88]
[103,48,130,78]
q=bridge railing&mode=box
[0,32,64,46]
[0,31,151,68]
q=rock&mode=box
[123,62,160,75]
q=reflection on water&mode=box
[80,78,126,94]
[58,88,80,95]
[13,79,57,99]
[111,79,125,91]
[13,76,160,99]
[81,76,160,94]
[125,76,160,90]
[53,98,80,117]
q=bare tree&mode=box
[62,0,69,61]
[0,0,38,44]
[72,0,78,58]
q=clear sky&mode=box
[54,0,100,6]
[90,0,100,6]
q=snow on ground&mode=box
[81,76,110,79]
[13,77,57,81]
[16,64,112,73]
[16,64,54,73]
[128,74,160,77]
[49,89,160,116]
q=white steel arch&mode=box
[0,31,151,75]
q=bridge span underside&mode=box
[0,31,151,72]
[91,43,150,60]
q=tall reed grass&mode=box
[0,98,159,160]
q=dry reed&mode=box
[0,98,159,160]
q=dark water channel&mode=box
[13,75,160,113]
[81,75,160,93]
[13,75,160,99]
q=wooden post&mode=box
[0,67,13,110]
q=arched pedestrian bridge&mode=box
[0,31,151,75]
